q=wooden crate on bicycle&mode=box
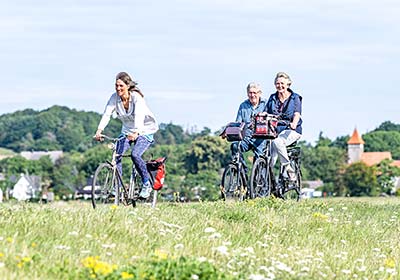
[253,113,278,139]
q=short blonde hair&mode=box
[247,82,262,93]
[274,72,292,87]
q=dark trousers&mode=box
[116,135,153,183]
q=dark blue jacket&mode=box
[265,89,302,134]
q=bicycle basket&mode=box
[225,122,246,142]
[253,114,278,139]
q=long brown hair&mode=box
[115,72,144,97]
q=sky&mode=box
[1,0,399,144]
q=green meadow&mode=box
[0,198,399,279]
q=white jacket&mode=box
[98,91,158,135]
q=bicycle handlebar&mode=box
[93,134,125,142]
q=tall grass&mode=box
[0,198,399,279]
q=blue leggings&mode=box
[116,135,153,183]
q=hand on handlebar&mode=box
[94,129,104,141]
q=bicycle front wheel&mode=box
[250,157,272,199]
[221,163,246,202]
[92,163,118,209]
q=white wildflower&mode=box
[341,269,351,274]
[328,208,334,212]
[0,262,4,268]
[197,256,208,262]
[174,243,184,250]
[246,247,255,254]
[213,245,229,256]
[55,245,70,250]
[301,267,310,272]
[275,261,293,273]
[68,231,79,236]
[101,243,116,249]
[85,234,92,239]
[318,271,328,278]
[191,274,199,280]
[204,227,216,233]
[386,268,396,274]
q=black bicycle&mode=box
[91,134,157,209]
[220,141,249,202]
[249,115,302,201]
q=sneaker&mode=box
[284,164,297,182]
[139,181,152,199]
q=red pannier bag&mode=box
[253,114,278,139]
[146,157,167,190]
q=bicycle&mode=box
[220,122,250,201]
[91,134,157,209]
[249,114,302,201]
[220,141,249,201]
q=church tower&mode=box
[347,128,365,164]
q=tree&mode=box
[184,136,230,174]
[301,145,347,184]
[343,162,379,196]
[374,121,400,132]
[315,131,332,147]
[375,159,400,195]
[363,131,400,159]
[154,123,189,145]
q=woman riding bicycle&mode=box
[264,72,302,181]
[95,72,158,199]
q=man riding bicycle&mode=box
[222,82,267,177]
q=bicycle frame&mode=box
[93,134,156,208]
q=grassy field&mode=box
[0,197,399,279]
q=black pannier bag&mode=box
[224,122,246,142]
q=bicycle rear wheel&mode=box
[221,163,246,202]
[130,172,156,206]
[282,164,301,201]
[250,157,272,198]
[92,163,119,209]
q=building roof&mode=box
[391,160,400,168]
[360,152,392,166]
[347,128,365,144]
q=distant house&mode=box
[20,151,63,163]
[12,174,41,201]
[347,128,400,166]
[347,128,400,193]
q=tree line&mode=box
[0,106,399,200]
